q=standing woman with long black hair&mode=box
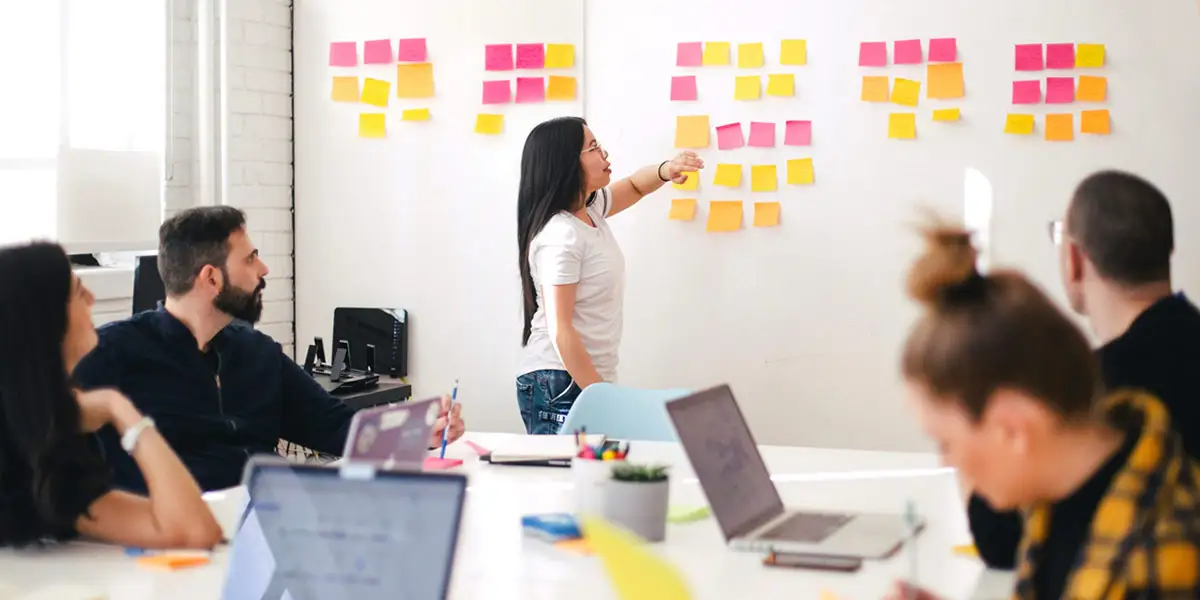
[516,117,703,434]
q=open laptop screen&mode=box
[666,384,785,540]
[222,462,466,600]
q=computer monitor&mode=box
[332,308,408,378]
[132,255,166,314]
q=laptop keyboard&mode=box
[759,512,853,543]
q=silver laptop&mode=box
[341,397,440,468]
[221,457,467,600]
[665,384,918,559]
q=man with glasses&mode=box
[968,169,1200,569]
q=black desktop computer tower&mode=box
[332,307,408,378]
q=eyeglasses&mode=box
[582,141,608,159]
[1048,220,1063,246]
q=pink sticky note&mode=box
[424,457,463,470]
[515,77,545,103]
[670,76,697,101]
[328,42,357,67]
[464,440,490,456]
[486,44,514,71]
[894,39,923,64]
[482,80,511,104]
[397,38,427,62]
[784,120,812,146]
[1015,44,1044,71]
[1045,43,1075,69]
[1012,80,1042,104]
[716,123,745,150]
[1046,77,1075,103]
[363,39,392,64]
[748,122,775,147]
[677,42,703,67]
[929,38,957,62]
[859,41,887,66]
[516,43,545,69]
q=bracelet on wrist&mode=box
[657,160,670,182]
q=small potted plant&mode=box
[600,463,671,542]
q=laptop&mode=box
[221,457,468,600]
[342,397,440,469]
[665,384,918,559]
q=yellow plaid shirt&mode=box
[1013,390,1200,599]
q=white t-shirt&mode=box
[519,188,626,382]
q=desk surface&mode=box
[0,433,1015,600]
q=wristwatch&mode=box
[121,416,156,454]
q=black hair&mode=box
[1066,170,1174,286]
[158,206,247,296]
[517,116,590,346]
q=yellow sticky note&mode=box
[766,74,794,97]
[396,63,434,98]
[932,108,961,122]
[668,199,697,221]
[547,75,576,100]
[734,76,760,100]
[545,43,575,68]
[780,39,807,65]
[580,516,694,600]
[674,115,710,149]
[753,202,780,227]
[331,76,359,102]
[672,171,698,191]
[358,113,386,138]
[888,113,916,139]
[1045,113,1074,141]
[953,544,979,557]
[738,43,764,68]
[1076,43,1105,68]
[713,164,742,187]
[861,76,889,102]
[1081,109,1110,135]
[702,42,730,66]
[786,158,814,185]
[751,165,777,192]
[706,201,743,233]
[1004,113,1035,135]
[1077,76,1107,102]
[360,78,390,107]
[474,113,503,135]
[401,108,430,121]
[891,78,920,107]
[926,63,964,99]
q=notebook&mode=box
[484,434,606,466]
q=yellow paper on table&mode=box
[713,164,742,187]
[674,115,710,148]
[1004,113,1035,135]
[547,75,576,100]
[861,76,889,102]
[672,171,698,190]
[1077,75,1107,102]
[396,63,434,98]
[750,165,777,192]
[136,553,211,571]
[1045,113,1074,141]
[753,202,780,227]
[331,76,359,102]
[474,113,503,135]
[1081,109,1110,135]
[668,199,697,221]
[926,63,964,99]
[545,43,575,68]
[787,158,814,185]
[891,78,920,107]
[953,544,979,557]
[358,113,386,138]
[780,39,807,65]
[581,516,693,600]
[888,113,916,139]
[734,76,760,100]
[932,108,960,122]
[738,42,764,68]
[401,108,430,121]
[1076,43,1105,68]
[766,74,794,97]
[702,42,730,66]
[360,78,390,107]
[706,201,743,233]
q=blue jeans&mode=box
[516,370,581,435]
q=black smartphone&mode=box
[762,551,863,572]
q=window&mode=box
[0,0,166,252]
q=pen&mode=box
[440,379,458,459]
[905,499,918,600]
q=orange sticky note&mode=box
[734,75,761,100]
[554,538,592,555]
[888,113,916,139]
[474,113,503,135]
[136,553,211,571]
[926,63,964,99]
[750,165,777,192]
[1081,109,1110,135]
[753,202,780,227]
[891,78,920,107]
[787,158,814,185]
[331,76,359,102]
[358,113,386,138]
[766,74,795,97]
[360,78,390,107]
[861,76,889,102]
[1077,76,1106,102]
[396,63,435,98]
[672,171,699,191]
[713,163,742,187]
[1045,113,1074,141]
[780,39,807,65]
[547,75,577,100]
[1004,114,1035,135]
[706,201,743,232]
[674,115,710,148]
[668,199,697,221]
[702,42,730,66]
[953,544,979,557]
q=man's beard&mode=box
[214,270,266,324]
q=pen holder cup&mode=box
[572,457,624,516]
[598,478,670,543]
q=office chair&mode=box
[559,383,691,442]
[132,255,166,314]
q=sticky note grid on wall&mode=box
[858,38,965,139]
[329,38,435,138]
[1005,42,1110,140]
[476,42,578,135]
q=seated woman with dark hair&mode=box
[0,242,221,549]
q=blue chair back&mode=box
[559,383,691,442]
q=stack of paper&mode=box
[488,434,605,463]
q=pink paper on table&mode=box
[424,457,463,470]
[329,42,357,67]
[482,80,511,104]
[677,42,703,67]
[363,39,392,64]
[1012,80,1041,104]
[715,123,745,150]
[397,38,428,62]
[748,122,775,147]
[486,44,514,71]
[1015,44,1044,71]
[670,76,698,101]
[516,43,545,69]
[784,120,812,146]
[859,41,887,66]
[464,440,490,456]
[894,39,923,64]
[1045,43,1075,69]
[1045,77,1075,103]
[929,38,957,62]
[515,77,545,103]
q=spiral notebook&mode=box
[484,434,606,466]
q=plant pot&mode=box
[572,457,625,516]
[599,479,670,542]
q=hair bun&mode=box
[906,217,980,307]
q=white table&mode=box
[0,433,1015,599]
